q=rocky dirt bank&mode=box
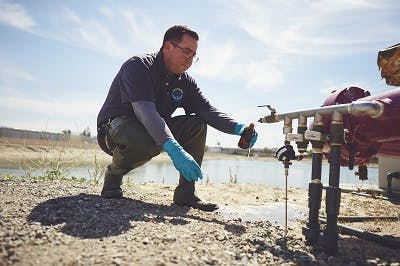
[1,177,399,265]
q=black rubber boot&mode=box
[101,166,123,199]
[168,116,218,212]
[173,176,219,212]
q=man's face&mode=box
[164,34,198,75]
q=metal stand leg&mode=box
[302,120,324,245]
[320,117,343,255]
[302,153,323,245]
[284,160,291,237]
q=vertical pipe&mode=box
[283,116,292,145]
[321,111,343,255]
[311,113,324,182]
[328,146,341,187]
[302,113,323,245]
[297,115,308,154]
[311,154,323,180]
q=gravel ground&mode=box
[1,177,400,265]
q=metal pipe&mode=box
[258,99,388,253]
[259,100,384,123]
[319,218,400,248]
[296,114,308,153]
[302,114,324,245]
[328,115,343,188]
[321,117,344,255]
[350,192,397,202]
[311,154,323,180]
[334,188,400,202]
[329,147,341,187]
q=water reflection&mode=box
[217,203,308,225]
[0,159,378,189]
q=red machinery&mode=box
[322,87,400,167]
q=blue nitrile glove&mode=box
[162,139,203,182]
[234,123,245,136]
[234,123,258,148]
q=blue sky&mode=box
[0,0,399,149]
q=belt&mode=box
[98,118,113,151]
[98,115,129,151]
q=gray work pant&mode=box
[101,115,207,179]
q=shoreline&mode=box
[2,140,379,168]
[0,141,380,192]
[0,140,289,167]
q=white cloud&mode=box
[197,0,399,91]
[60,8,125,57]
[224,0,398,56]
[21,6,161,58]
[193,41,236,78]
[308,0,388,11]
[99,6,115,20]
[0,66,37,82]
[234,60,283,89]
[0,86,99,133]
[0,4,126,58]
[193,40,282,90]
[121,9,162,51]
[0,1,34,30]
[0,88,99,116]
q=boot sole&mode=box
[174,201,219,212]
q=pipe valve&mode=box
[286,133,304,142]
[305,130,328,142]
[258,104,278,123]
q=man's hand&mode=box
[163,139,203,182]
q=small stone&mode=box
[215,234,226,241]
[155,261,167,266]
[224,250,235,257]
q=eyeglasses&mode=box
[170,42,199,62]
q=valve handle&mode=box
[257,104,276,115]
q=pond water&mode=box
[0,158,378,189]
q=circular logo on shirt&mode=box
[171,88,184,102]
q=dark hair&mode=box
[162,25,199,46]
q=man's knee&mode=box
[170,115,207,139]
[109,116,161,169]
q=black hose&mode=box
[320,215,399,222]
[319,218,400,248]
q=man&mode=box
[97,25,257,212]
